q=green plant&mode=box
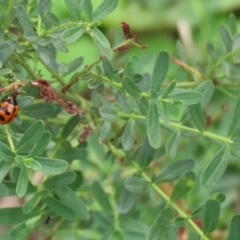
[0,0,240,240]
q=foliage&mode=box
[0,0,240,240]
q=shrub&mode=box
[0,0,239,240]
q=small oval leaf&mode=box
[203,199,220,234]
[147,102,161,149]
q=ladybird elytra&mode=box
[0,94,19,124]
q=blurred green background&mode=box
[50,0,240,74]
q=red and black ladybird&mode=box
[0,94,19,124]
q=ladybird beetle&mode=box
[0,94,19,124]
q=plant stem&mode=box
[117,112,233,144]
[131,162,209,240]
[106,141,209,240]
[4,126,15,152]
[44,219,64,240]
[14,53,38,79]
[62,58,102,93]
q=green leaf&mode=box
[162,102,169,123]
[43,171,76,189]
[34,44,67,72]
[206,42,218,62]
[28,131,51,157]
[102,57,114,80]
[0,141,16,160]
[0,182,8,197]
[137,73,151,92]
[0,42,17,62]
[55,147,87,164]
[61,114,80,138]
[15,120,45,154]
[200,144,230,188]
[17,96,34,109]
[0,68,12,76]
[139,97,149,116]
[4,209,34,229]
[167,91,202,105]
[147,102,161,149]
[43,196,76,221]
[162,80,177,98]
[122,76,142,97]
[189,103,205,131]
[25,159,41,171]
[0,207,40,225]
[68,170,83,191]
[99,106,117,122]
[0,28,4,43]
[150,89,159,99]
[219,25,232,52]
[194,81,214,107]
[171,171,195,200]
[55,187,89,219]
[92,35,113,58]
[9,222,32,239]
[203,199,220,234]
[84,0,93,21]
[24,31,39,42]
[44,12,59,26]
[63,57,84,77]
[38,0,59,28]
[16,163,28,198]
[147,207,174,240]
[165,130,180,159]
[155,159,195,183]
[92,27,110,49]
[191,204,205,217]
[62,25,85,44]
[34,157,68,175]
[23,190,49,213]
[118,189,138,213]
[51,34,68,53]
[151,51,169,92]
[24,102,57,119]
[64,0,83,20]
[137,136,156,167]
[16,6,34,32]
[124,177,149,193]
[122,119,135,151]
[99,121,111,141]
[228,94,240,136]
[131,55,143,75]
[92,181,112,212]
[228,215,240,240]
[93,0,118,20]
[212,192,226,203]
[149,186,155,201]
[124,60,134,79]
[228,13,237,36]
